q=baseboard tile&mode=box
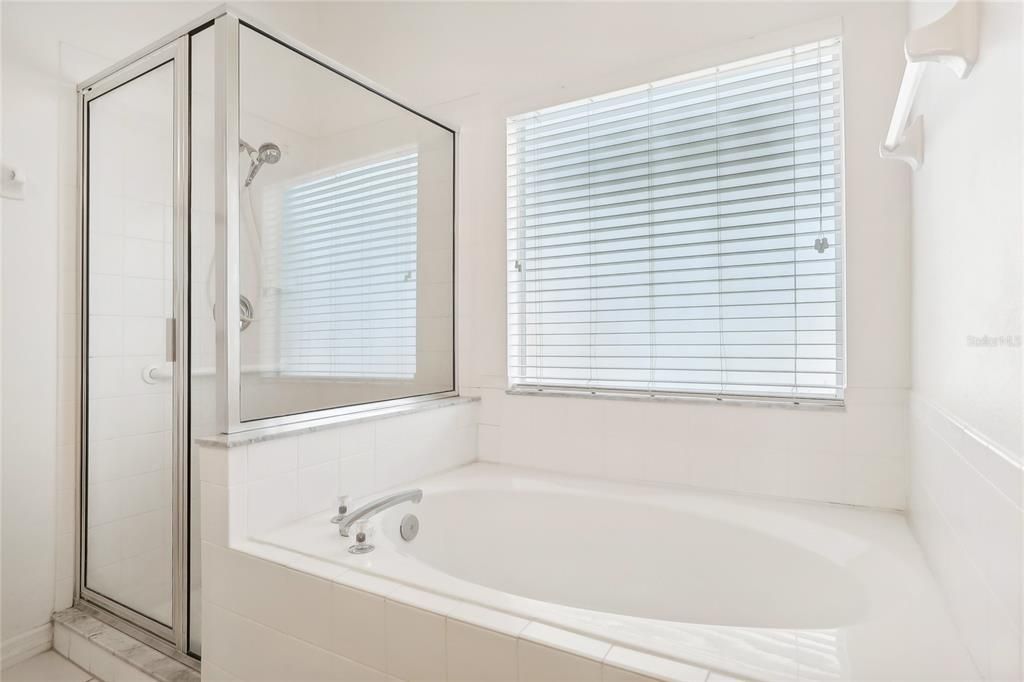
[1,623,54,670]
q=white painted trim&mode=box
[0,623,53,669]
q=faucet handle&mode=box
[330,495,350,524]
[347,519,375,554]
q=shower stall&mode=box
[76,7,456,664]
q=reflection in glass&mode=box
[279,153,419,380]
[237,27,455,421]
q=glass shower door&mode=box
[82,39,187,645]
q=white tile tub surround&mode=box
[197,399,728,682]
[200,541,726,682]
[909,397,1023,681]
[475,388,908,510]
[198,398,479,542]
[905,2,1023,681]
[203,459,977,682]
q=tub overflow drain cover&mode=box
[400,514,419,541]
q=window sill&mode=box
[506,386,845,411]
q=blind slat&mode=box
[507,38,844,400]
[509,45,839,121]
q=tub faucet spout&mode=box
[334,489,422,537]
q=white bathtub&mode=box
[257,463,975,681]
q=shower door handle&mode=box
[166,317,176,363]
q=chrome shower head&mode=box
[241,140,282,187]
[257,142,282,165]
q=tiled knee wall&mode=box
[198,398,479,543]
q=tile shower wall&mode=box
[907,1,1023,679]
[85,91,175,624]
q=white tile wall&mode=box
[203,601,388,682]
[476,389,907,509]
[198,399,733,682]
[385,601,447,681]
[199,400,478,541]
[329,583,389,671]
[909,397,1023,681]
[200,540,720,682]
[517,640,602,682]
[906,2,1023,680]
[446,620,518,682]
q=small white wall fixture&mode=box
[1,165,26,200]
[879,0,978,169]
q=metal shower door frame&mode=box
[76,36,193,664]
[75,4,460,666]
[211,12,459,435]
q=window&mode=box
[507,38,844,401]
[279,153,418,379]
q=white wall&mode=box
[454,3,913,509]
[1,11,62,659]
[906,1,1023,680]
[0,0,328,658]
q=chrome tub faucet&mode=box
[331,489,423,537]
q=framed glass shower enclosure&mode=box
[77,7,456,663]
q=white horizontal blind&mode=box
[507,38,844,401]
[279,153,418,379]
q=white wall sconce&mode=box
[879,0,979,170]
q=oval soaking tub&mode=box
[385,488,865,629]
[255,463,976,681]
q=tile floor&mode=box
[3,651,94,682]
